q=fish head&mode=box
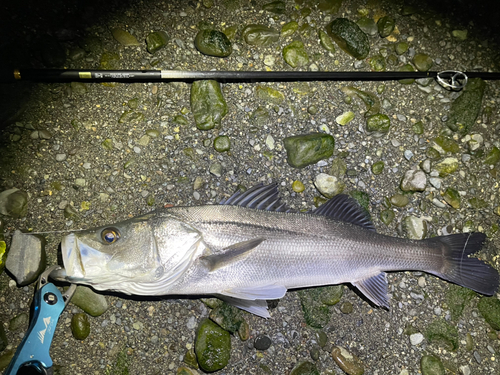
[58,213,163,292]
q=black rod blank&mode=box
[3,68,500,83]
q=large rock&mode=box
[284,133,335,169]
[195,318,231,372]
[327,18,369,60]
[5,230,46,286]
[190,80,227,130]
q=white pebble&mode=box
[410,333,424,345]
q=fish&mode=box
[54,183,499,318]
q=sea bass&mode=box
[55,184,499,317]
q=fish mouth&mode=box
[58,233,85,281]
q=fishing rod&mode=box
[2,68,500,90]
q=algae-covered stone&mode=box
[433,136,459,154]
[433,158,459,177]
[146,31,169,54]
[318,0,343,14]
[191,80,227,130]
[443,188,460,209]
[420,355,445,375]
[403,216,427,240]
[318,30,335,53]
[398,63,416,84]
[424,319,459,351]
[213,136,231,152]
[477,297,500,330]
[71,313,90,340]
[255,85,285,104]
[380,209,395,225]
[292,180,305,193]
[368,55,386,71]
[71,286,108,317]
[395,42,409,55]
[366,114,390,135]
[413,53,433,72]
[209,301,244,333]
[282,21,299,38]
[284,133,335,169]
[447,78,485,135]
[390,194,409,207]
[377,16,395,38]
[327,18,369,60]
[195,318,231,372]
[0,188,28,218]
[195,29,232,57]
[356,17,378,36]
[290,361,320,375]
[330,158,347,177]
[341,86,380,117]
[119,111,145,124]
[484,146,500,165]
[336,111,355,125]
[263,0,285,14]
[446,284,476,321]
[177,366,197,375]
[242,24,279,46]
[283,40,309,68]
[331,346,365,375]
[111,28,140,46]
[371,161,384,175]
[298,288,333,328]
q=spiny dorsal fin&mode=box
[352,272,389,308]
[220,183,294,212]
[200,238,266,272]
[313,194,376,231]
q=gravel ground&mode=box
[1,0,500,374]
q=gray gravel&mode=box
[1,0,500,374]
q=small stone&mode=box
[284,133,335,169]
[314,173,345,198]
[443,188,460,209]
[403,216,427,240]
[101,138,113,150]
[137,135,150,146]
[356,17,378,36]
[281,21,299,38]
[292,180,305,193]
[213,135,230,152]
[377,16,395,38]
[380,209,395,225]
[255,86,285,104]
[195,29,232,57]
[290,361,320,375]
[366,114,391,135]
[74,178,86,187]
[420,355,445,375]
[254,335,272,350]
[111,28,140,46]
[265,135,275,150]
[242,24,279,46]
[0,188,28,218]
[336,111,355,126]
[331,346,365,375]
[410,333,424,345]
[452,30,468,41]
[71,313,90,340]
[195,318,231,372]
[146,31,169,54]
[484,146,500,165]
[340,302,353,314]
[400,170,426,191]
[327,18,370,60]
[5,231,46,286]
[390,194,409,207]
[193,177,204,190]
[413,53,433,72]
[38,130,52,139]
[237,320,250,341]
[371,161,384,175]
[71,285,108,316]
[283,40,309,68]
[318,30,335,53]
[433,158,459,177]
[459,365,471,375]
[209,163,223,177]
[447,78,485,135]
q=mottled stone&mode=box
[190,80,227,130]
[447,78,485,135]
[420,355,445,375]
[400,170,426,192]
[284,133,335,169]
[433,158,459,177]
[377,16,395,38]
[146,31,169,54]
[0,188,28,218]
[242,24,279,46]
[283,40,309,68]
[331,346,365,375]
[327,18,369,60]
[195,318,231,372]
[195,29,232,57]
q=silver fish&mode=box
[55,184,499,317]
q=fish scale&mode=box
[55,184,499,318]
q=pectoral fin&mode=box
[200,237,266,272]
[352,272,390,309]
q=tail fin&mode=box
[425,232,499,295]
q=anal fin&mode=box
[352,272,390,309]
[218,296,271,318]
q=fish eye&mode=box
[101,228,120,244]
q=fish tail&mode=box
[425,232,499,295]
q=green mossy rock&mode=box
[366,114,391,135]
[413,53,433,72]
[209,301,244,333]
[242,24,279,46]
[377,16,395,38]
[318,0,343,14]
[71,313,90,340]
[195,29,232,57]
[146,31,169,54]
[424,319,459,351]
[478,297,500,330]
[318,30,335,52]
[71,286,108,317]
[443,188,460,209]
[111,28,140,46]
[190,80,228,130]
[327,18,369,59]
[446,284,476,321]
[290,361,320,375]
[283,40,309,68]
[262,0,286,14]
[195,318,231,372]
[213,135,231,152]
[433,158,459,177]
[447,78,486,135]
[420,355,445,375]
[298,288,332,328]
[380,209,395,225]
[284,133,335,169]
[371,160,384,175]
[357,17,378,36]
[398,63,416,84]
[282,21,299,38]
[484,146,500,165]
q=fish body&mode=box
[58,184,499,317]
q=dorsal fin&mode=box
[220,183,294,212]
[313,194,376,231]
